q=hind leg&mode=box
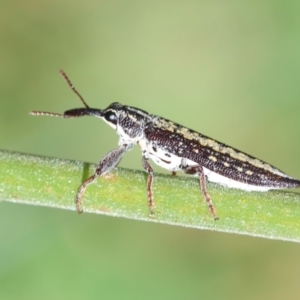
[180,159,218,220]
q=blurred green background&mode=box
[1,1,300,299]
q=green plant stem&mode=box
[0,149,300,242]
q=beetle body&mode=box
[31,71,300,220]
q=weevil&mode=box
[30,70,300,220]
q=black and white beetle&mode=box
[30,70,300,220]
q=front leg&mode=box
[180,159,218,220]
[76,143,132,213]
[142,156,155,214]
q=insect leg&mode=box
[142,156,155,214]
[76,143,132,213]
[180,160,219,220]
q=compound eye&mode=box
[104,111,117,125]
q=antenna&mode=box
[59,69,90,108]
[29,111,64,117]
[30,70,92,117]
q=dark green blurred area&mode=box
[1,1,300,299]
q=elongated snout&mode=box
[64,108,104,118]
